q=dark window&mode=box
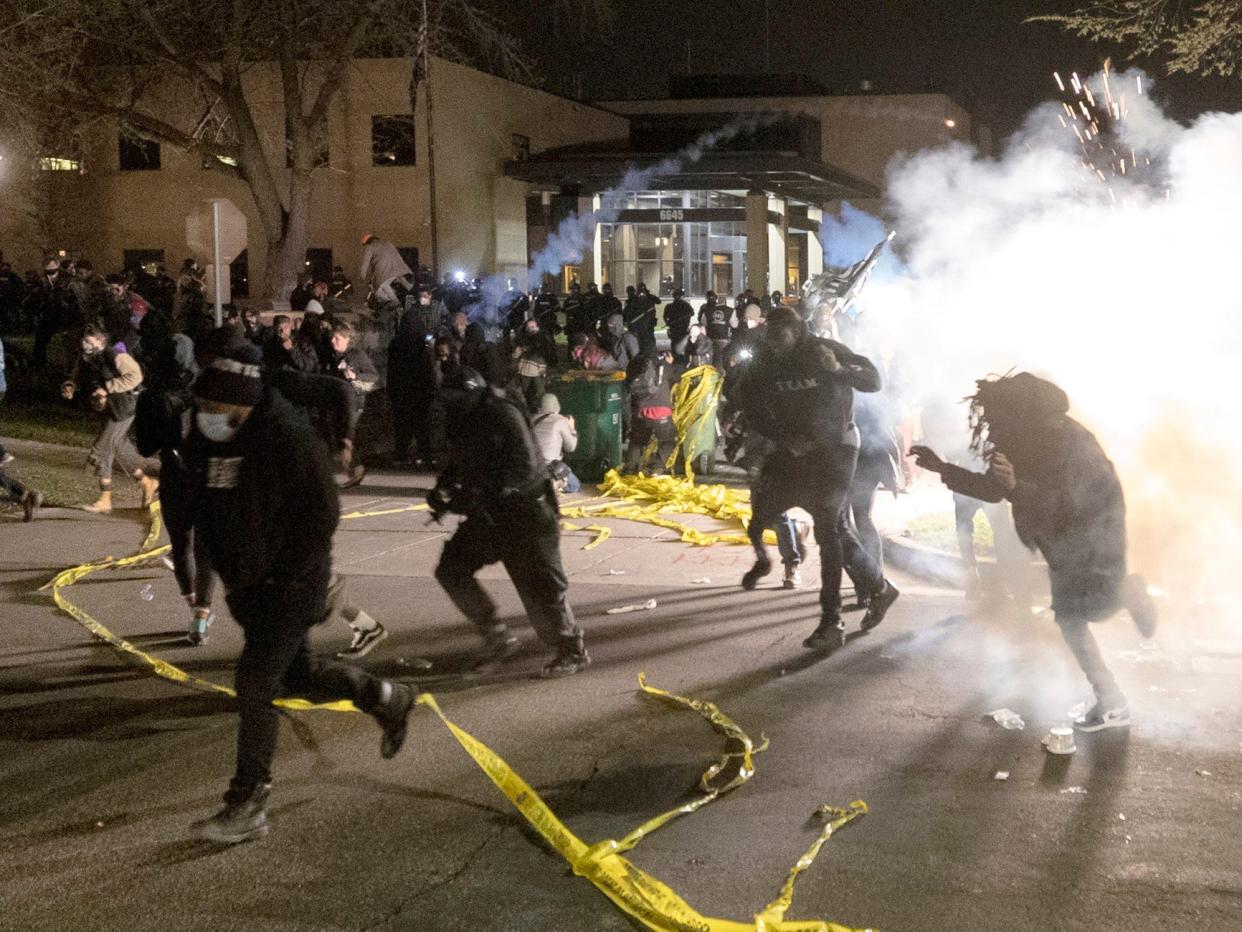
[371,115,417,166]
[304,248,333,284]
[119,136,161,171]
[230,249,249,300]
[123,249,165,276]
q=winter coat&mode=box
[187,387,339,622]
[663,299,694,341]
[359,238,413,291]
[938,416,1127,619]
[388,309,436,399]
[737,335,879,456]
[67,347,144,421]
[440,386,552,510]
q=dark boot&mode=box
[741,558,772,591]
[373,681,414,759]
[541,637,591,678]
[190,782,271,845]
[860,581,900,631]
[469,626,521,674]
[803,619,846,653]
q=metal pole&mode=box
[422,0,439,281]
[764,0,771,73]
[211,199,223,326]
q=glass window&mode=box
[372,115,416,166]
[38,157,79,172]
[119,137,161,171]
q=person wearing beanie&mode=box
[184,353,414,844]
[911,372,1157,733]
[532,391,580,493]
[734,303,899,652]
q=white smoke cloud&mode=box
[855,68,1242,625]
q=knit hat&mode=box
[194,356,263,407]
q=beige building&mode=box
[1,59,983,305]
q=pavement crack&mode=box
[357,822,509,931]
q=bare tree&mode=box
[0,0,610,300]
[1034,1,1242,78]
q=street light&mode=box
[944,119,957,129]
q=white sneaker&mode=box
[1072,702,1131,733]
[783,565,803,589]
[338,622,387,659]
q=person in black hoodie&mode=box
[430,367,588,678]
[387,307,437,467]
[132,313,216,645]
[736,306,899,652]
[623,352,678,475]
[911,372,1157,733]
[185,355,413,844]
[663,288,694,351]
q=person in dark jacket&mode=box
[736,306,899,651]
[532,283,561,336]
[663,289,694,350]
[0,336,44,520]
[623,282,659,356]
[510,317,557,413]
[262,315,298,371]
[430,367,588,678]
[325,321,376,488]
[623,352,678,475]
[185,356,414,844]
[672,321,713,368]
[562,281,591,342]
[499,279,530,344]
[62,323,159,513]
[910,372,1157,733]
[132,315,217,644]
[387,307,437,467]
[459,321,504,386]
[597,282,622,329]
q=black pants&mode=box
[390,390,435,462]
[435,497,580,647]
[624,415,677,473]
[160,453,216,604]
[0,465,25,502]
[228,611,384,802]
[841,456,886,582]
[748,446,883,622]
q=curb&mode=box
[883,535,966,588]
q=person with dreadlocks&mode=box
[910,372,1157,733]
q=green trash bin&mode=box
[550,371,625,483]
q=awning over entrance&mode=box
[504,146,878,203]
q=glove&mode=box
[427,485,453,522]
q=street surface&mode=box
[2,465,1241,931]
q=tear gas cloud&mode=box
[850,67,1242,628]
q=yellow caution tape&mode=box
[667,365,725,481]
[563,470,776,547]
[44,503,872,930]
[560,521,613,550]
[416,675,869,932]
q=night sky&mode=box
[528,0,1240,140]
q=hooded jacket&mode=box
[937,382,1126,618]
[440,385,551,511]
[737,333,880,455]
[601,312,640,373]
[187,387,338,622]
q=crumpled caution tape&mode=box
[560,521,612,550]
[36,500,446,713]
[667,365,725,481]
[416,675,869,932]
[562,469,776,547]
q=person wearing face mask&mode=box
[597,282,622,330]
[185,355,414,844]
[910,373,1157,734]
[672,321,712,368]
[734,306,898,653]
[62,323,158,513]
[325,321,376,489]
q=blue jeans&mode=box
[776,512,803,567]
[562,467,581,494]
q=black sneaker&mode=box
[802,622,846,652]
[1072,702,1131,733]
[741,560,772,591]
[190,785,270,845]
[22,490,43,523]
[337,623,388,659]
[374,682,414,759]
[542,646,591,678]
[1124,575,1158,639]
[469,633,521,674]
[860,581,900,632]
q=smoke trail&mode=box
[857,67,1242,636]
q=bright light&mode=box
[454,270,466,281]
[944,119,957,129]
[38,157,80,171]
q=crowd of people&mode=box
[0,234,1157,845]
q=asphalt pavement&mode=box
[2,464,1241,932]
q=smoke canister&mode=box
[1043,726,1077,755]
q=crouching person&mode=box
[187,355,414,844]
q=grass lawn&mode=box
[1,394,99,448]
[903,510,995,557]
